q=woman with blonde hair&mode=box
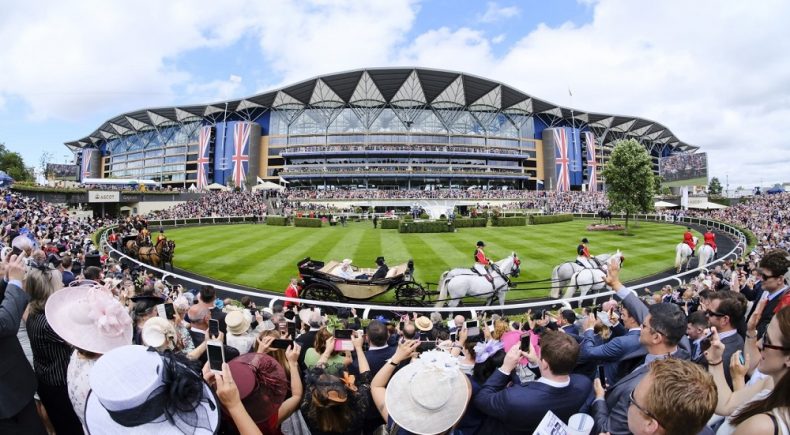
[25,263,85,434]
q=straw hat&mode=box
[45,285,132,354]
[84,345,220,434]
[226,310,251,336]
[385,351,470,434]
[414,316,433,332]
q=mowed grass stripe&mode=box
[166,220,687,300]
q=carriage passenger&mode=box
[355,256,389,280]
[334,259,355,279]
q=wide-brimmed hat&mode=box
[226,310,251,336]
[414,316,433,332]
[84,345,220,434]
[141,317,177,349]
[45,285,132,354]
[227,352,288,423]
[385,351,470,435]
[342,258,352,265]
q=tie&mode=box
[691,342,699,360]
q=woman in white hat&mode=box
[141,316,210,361]
[224,308,267,354]
[46,284,133,429]
[84,345,221,434]
[371,340,472,435]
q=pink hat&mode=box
[46,285,133,354]
[500,330,529,365]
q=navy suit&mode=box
[560,324,580,336]
[579,327,642,385]
[719,331,745,390]
[474,370,592,434]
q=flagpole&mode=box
[569,87,575,192]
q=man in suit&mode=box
[0,254,46,434]
[598,358,717,435]
[745,250,790,338]
[295,309,322,373]
[706,291,747,389]
[686,310,709,365]
[591,260,690,435]
[351,320,396,434]
[186,304,239,363]
[198,285,227,335]
[558,309,580,336]
[474,331,593,434]
[578,305,642,385]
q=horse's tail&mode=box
[435,271,450,308]
[550,265,561,299]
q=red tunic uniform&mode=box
[704,231,717,250]
[475,248,489,266]
[284,282,300,308]
[683,231,696,250]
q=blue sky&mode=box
[1,0,788,188]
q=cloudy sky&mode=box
[1,0,788,188]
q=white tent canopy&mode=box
[206,183,230,191]
[654,200,678,208]
[688,201,728,210]
[252,181,285,191]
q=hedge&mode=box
[380,219,400,229]
[491,216,527,226]
[399,221,455,233]
[452,218,488,228]
[529,214,574,225]
[294,217,322,228]
[266,216,288,226]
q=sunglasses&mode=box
[760,334,790,353]
[704,309,726,318]
[629,390,662,426]
[760,272,777,280]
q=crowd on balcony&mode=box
[1,188,788,434]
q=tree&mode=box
[708,177,723,195]
[0,143,34,182]
[39,151,53,179]
[601,139,655,234]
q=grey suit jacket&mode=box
[0,283,37,418]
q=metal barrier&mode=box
[101,214,747,320]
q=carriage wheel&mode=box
[397,298,424,307]
[300,283,346,302]
[394,282,426,304]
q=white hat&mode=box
[342,258,352,265]
[85,345,220,434]
[226,310,251,336]
[385,351,470,435]
[141,317,177,350]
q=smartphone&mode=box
[465,320,479,329]
[206,340,225,373]
[286,321,297,338]
[334,329,353,340]
[449,332,457,342]
[597,366,607,387]
[520,334,531,352]
[271,339,293,350]
[700,335,712,353]
[485,319,494,327]
[278,321,287,333]
[209,319,220,339]
[398,321,405,331]
[592,305,600,318]
[419,332,430,341]
[418,341,436,352]
[738,351,745,366]
[11,246,22,256]
[163,303,175,320]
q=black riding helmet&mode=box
[477,241,485,247]
[581,238,589,244]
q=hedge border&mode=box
[529,214,574,225]
[294,217,323,228]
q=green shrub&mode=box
[266,216,288,226]
[294,217,322,228]
[399,221,455,233]
[528,214,574,225]
[491,216,527,226]
[452,218,488,228]
[380,219,400,229]
[418,213,430,219]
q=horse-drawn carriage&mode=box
[296,257,428,306]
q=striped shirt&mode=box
[26,312,72,386]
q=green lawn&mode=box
[166,219,695,302]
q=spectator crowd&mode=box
[0,188,788,434]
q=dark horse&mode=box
[138,239,176,270]
[597,210,613,224]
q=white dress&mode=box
[67,350,97,429]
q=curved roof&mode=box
[65,67,696,152]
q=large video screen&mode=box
[46,163,79,180]
[659,153,708,187]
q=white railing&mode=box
[102,214,747,320]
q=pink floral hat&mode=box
[46,284,133,354]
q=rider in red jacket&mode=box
[683,227,696,256]
[704,228,717,257]
[474,241,493,283]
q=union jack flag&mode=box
[81,149,93,181]
[554,128,570,192]
[584,131,598,192]
[232,122,251,188]
[196,126,211,190]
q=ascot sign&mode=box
[88,191,120,203]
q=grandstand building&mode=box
[65,68,697,191]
